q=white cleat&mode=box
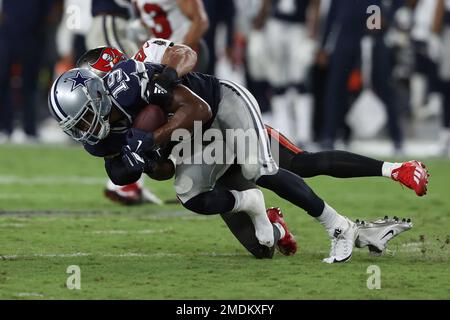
[355,216,413,256]
[323,218,359,264]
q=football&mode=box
[133,104,168,132]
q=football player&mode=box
[49,47,424,263]
[264,0,319,143]
[132,0,209,71]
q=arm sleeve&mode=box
[104,155,142,186]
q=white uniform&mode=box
[264,0,315,143]
[133,0,191,43]
[265,0,315,88]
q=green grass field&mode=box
[0,145,449,300]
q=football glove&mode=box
[126,128,156,155]
[149,66,179,107]
[121,145,157,174]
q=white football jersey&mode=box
[133,38,173,63]
[133,0,191,43]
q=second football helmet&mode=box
[77,47,128,78]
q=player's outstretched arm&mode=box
[153,84,212,147]
[161,44,198,77]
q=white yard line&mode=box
[0,175,105,186]
[198,252,248,257]
[0,252,91,260]
[0,252,182,260]
[0,251,246,260]
[0,223,26,228]
[92,228,173,235]
[14,293,44,297]
[102,253,182,258]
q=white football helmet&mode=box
[48,68,112,145]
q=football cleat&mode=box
[266,208,297,256]
[104,183,163,206]
[355,217,413,256]
[392,161,429,197]
[323,218,359,264]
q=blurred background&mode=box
[1,0,450,158]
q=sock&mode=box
[382,162,402,179]
[316,203,347,233]
[272,223,283,243]
[136,176,145,188]
[230,190,243,213]
[230,189,274,247]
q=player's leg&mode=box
[266,126,429,196]
[173,140,277,249]
[217,79,356,263]
[216,165,296,258]
[289,23,315,144]
[372,36,403,151]
[20,35,41,138]
[0,32,14,140]
[265,19,295,140]
[255,168,358,263]
[320,46,357,149]
[217,166,273,259]
[177,171,280,249]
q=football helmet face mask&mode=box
[48,68,112,145]
[77,47,128,78]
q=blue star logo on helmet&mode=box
[67,71,92,92]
